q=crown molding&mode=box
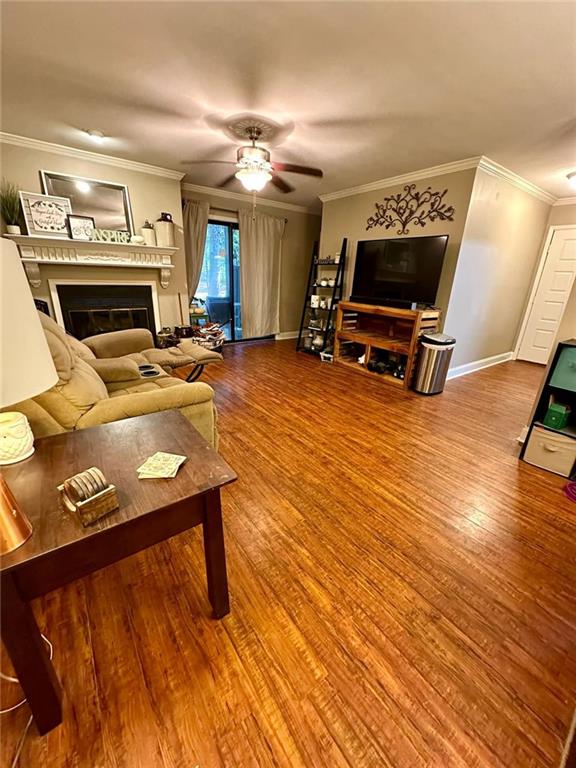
[318,157,482,202]
[181,181,319,215]
[319,155,557,206]
[0,132,185,181]
[3,131,559,210]
[476,156,556,205]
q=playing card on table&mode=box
[137,452,187,479]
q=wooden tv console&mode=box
[333,301,441,389]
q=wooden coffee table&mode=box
[0,411,236,735]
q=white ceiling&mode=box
[2,1,576,208]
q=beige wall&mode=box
[181,187,321,334]
[1,141,187,327]
[1,141,321,334]
[444,168,551,368]
[548,203,576,227]
[319,166,556,370]
[318,168,477,318]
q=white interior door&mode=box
[517,228,576,364]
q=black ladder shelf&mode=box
[296,238,347,355]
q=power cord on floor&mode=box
[1,634,53,768]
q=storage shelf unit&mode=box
[520,339,576,477]
[333,301,441,389]
[296,239,347,355]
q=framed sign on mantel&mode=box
[19,191,72,238]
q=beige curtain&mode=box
[183,200,210,302]
[238,210,285,338]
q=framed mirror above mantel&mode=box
[40,170,134,234]
[3,234,176,289]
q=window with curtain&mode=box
[196,220,242,341]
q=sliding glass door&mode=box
[196,220,243,341]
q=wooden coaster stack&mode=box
[58,467,119,526]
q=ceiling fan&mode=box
[191,126,323,194]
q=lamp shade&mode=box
[235,168,272,192]
[0,240,58,407]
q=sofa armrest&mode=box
[83,328,155,358]
[76,382,215,429]
[87,357,142,383]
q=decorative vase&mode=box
[6,225,21,235]
[312,335,324,351]
[155,212,175,248]
[141,220,156,246]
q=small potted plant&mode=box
[0,179,21,235]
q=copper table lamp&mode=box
[0,474,33,553]
[0,240,58,553]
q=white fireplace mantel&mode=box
[3,234,177,289]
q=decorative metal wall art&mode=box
[366,184,455,235]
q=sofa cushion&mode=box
[140,347,197,369]
[87,357,141,383]
[177,340,223,364]
[34,358,108,429]
[5,399,67,438]
[35,311,109,429]
[39,311,75,381]
[84,328,154,358]
[67,334,96,361]
[126,352,150,366]
[109,375,185,397]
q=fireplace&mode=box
[54,283,157,340]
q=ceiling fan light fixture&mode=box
[207,122,322,195]
[235,141,273,191]
[235,167,272,192]
[237,145,270,164]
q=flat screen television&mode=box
[350,234,448,307]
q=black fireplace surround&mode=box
[56,284,156,341]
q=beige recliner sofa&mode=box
[10,312,218,447]
[82,327,223,382]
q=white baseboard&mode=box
[275,330,299,340]
[447,351,514,380]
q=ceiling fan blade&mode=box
[271,175,294,194]
[272,162,323,178]
[181,159,235,166]
[217,174,238,189]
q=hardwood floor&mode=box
[2,341,575,767]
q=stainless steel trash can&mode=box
[414,332,456,394]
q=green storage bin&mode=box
[543,403,570,430]
[550,347,576,392]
